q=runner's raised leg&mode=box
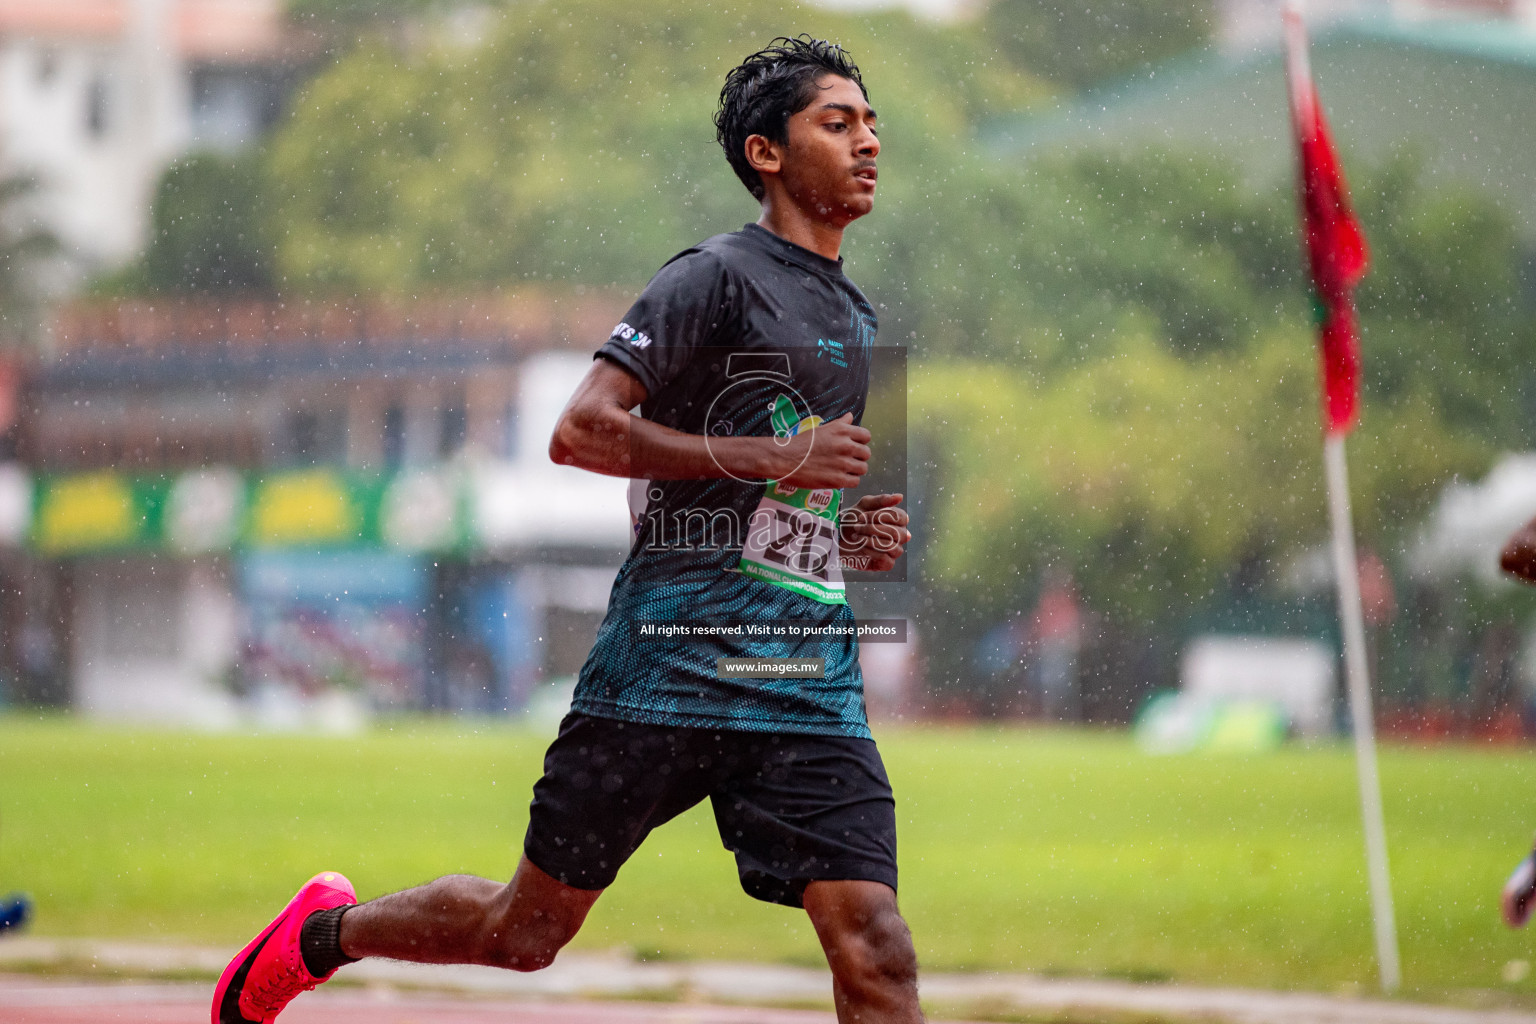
[339,856,602,970]
[214,858,600,1023]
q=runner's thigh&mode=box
[707,732,897,908]
[524,713,716,889]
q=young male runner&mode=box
[214,35,918,1024]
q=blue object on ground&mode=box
[0,892,31,932]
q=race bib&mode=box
[738,482,846,605]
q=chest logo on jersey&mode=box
[816,338,848,369]
[770,393,821,441]
[612,322,653,349]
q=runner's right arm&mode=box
[549,357,871,489]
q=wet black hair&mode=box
[714,35,868,201]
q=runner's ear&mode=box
[744,134,782,178]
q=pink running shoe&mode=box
[212,872,356,1023]
[1504,847,1536,928]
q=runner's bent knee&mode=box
[824,904,918,996]
[472,871,591,972]
[475,900,583,972]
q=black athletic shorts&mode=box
[523,712,898,908]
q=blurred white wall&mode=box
[0,0,283,275]
[1181,634,1336,736]
[474,351,630,551]
[72,555,241,727]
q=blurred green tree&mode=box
[980,0,1213,90]
[0,171,60,346]
[288,0,438,20]
[904,149,1526,710]
[107,153,276,295]
[284,0,466,52]
[263,0,1044,291]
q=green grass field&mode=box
[2,714,1534,1003]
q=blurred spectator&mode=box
[0,892,29,933]
[1503,839,1536,928]
[1030,571,1082,723]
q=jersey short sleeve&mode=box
[596,249,737,396]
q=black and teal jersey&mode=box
[571,223,879,737]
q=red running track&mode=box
[0,976,840,1024]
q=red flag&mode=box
[1284,8,1369,435]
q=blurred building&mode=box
[0,0,299,277]
[1,294,632,724]
[994,1,1536,246]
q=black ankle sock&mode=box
[299,905,358,978]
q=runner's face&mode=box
[777,74,879,227]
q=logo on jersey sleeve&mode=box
[612,322,653,349]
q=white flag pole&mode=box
[1283,1,1402,993]
[1323,435,1401,993]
